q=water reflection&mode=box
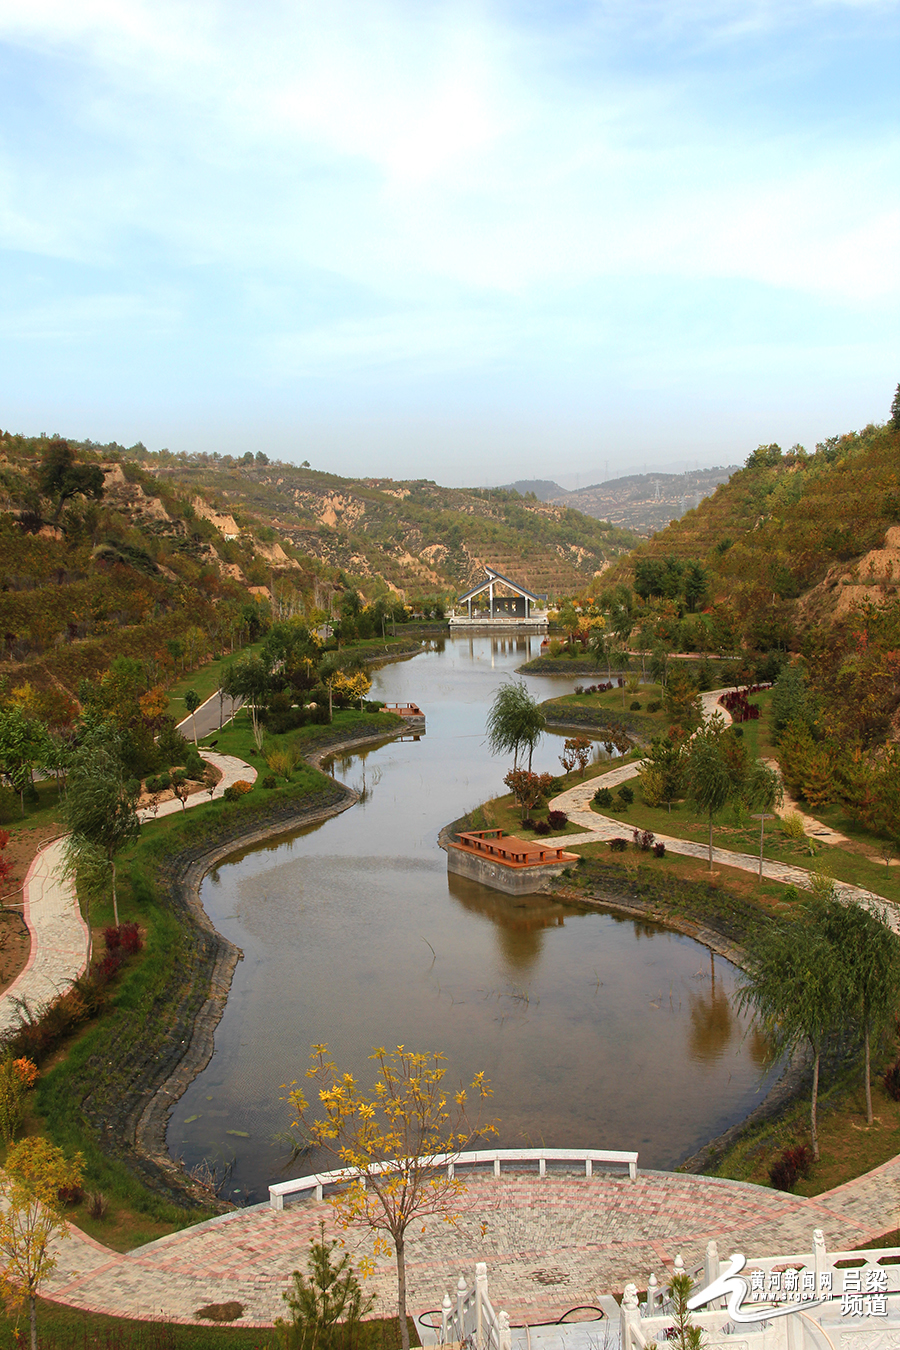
[167,635,781,1201]
[688,956,735,1064]
[446,871,569,969]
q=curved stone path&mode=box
[548,690,897,930]
[0,752,257,1032]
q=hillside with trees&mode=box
[0,430,637,710]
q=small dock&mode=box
[446,828,578,895]
[382,701,425,728]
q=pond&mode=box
[168,635,775,1203]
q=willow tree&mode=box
[486,680,545,772]
[814,895,900,1124]
[686,714,780,869]
[737,910,846,1160]
[284,1046,496,1350]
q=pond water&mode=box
[168,635,774,1203]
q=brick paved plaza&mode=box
[44,1160,900,1329]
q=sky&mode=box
[1,0,898,488]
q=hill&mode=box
[552,467,739,536]
[126,452,638,598]
[0,431,638,703]
[615,425,900,641]
[497,480,567,502]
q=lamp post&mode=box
[750,812,774,880]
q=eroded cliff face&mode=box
[799,526,900,626]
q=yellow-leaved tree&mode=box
[284,1046,496,1350]
[0,1137,84,1350]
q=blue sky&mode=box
[1,0,898,487]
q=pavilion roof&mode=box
[457,566,544,605]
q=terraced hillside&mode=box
[611,422,900,638]
[0,430,639,702]
[133,452,639,596]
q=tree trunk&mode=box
[110,857,120,928]
[396,1234,409,1350]
[708,814,714,870]
[30,1293,37,1350]
[191,714,197,745]
[865,1022,873,1125]
[811,1047,820,1161]
[327,682,333,724]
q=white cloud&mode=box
[1,0,897,467]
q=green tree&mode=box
[184,689,201,744]
[285,1046,496,1350]
[890,382,900,431]
[667,1271,703,1350]
[62,724,140,926]
[663,665,702,731]
[815,896,900,1125]
[231,654,271,747]
[639,735,686,811]
[557,603,579,642]
[771,662,817,741]
[682,561,709,614]
[275,1220,375,1350]
[737,909,847,1160]
[0,706,49,816]
[588,627,614,681]
[37,439,104,524]
[0,1137,84,1350]
[686,716,779,869]
[486,681,545,772]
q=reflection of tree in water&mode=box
[688,953,734,1064]
[446,870,572,970]
[747,1023,774,1070]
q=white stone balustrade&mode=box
[268,1146,638,1209]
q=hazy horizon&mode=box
[2,1,897,487]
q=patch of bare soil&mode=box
[136,764,223,812]
[0,822,60,992]
[0,910,31,993]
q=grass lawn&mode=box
[0,1302,418,1349]
[542,682,668,736]
[167,642,267,720]
[199,704,404,769]
[587,793,900,905]
[709,1047,900,1202]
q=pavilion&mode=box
[449,566,548,630]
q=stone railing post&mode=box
[457,1275,468,1341]
[620,1282,643,1350]
[498,1310,512,1350]
[441,1293,452,1345]
[646,1273,659,1313]
[475,1262,488,1349]
[704,1240,721,1307]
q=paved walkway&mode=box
[0,753,256,1031]
[0,838,89,1035]
[41,1157,900,1328]
[548,691,897,930]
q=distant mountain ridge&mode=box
[497,480,567,502]
[550,467,740,535]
